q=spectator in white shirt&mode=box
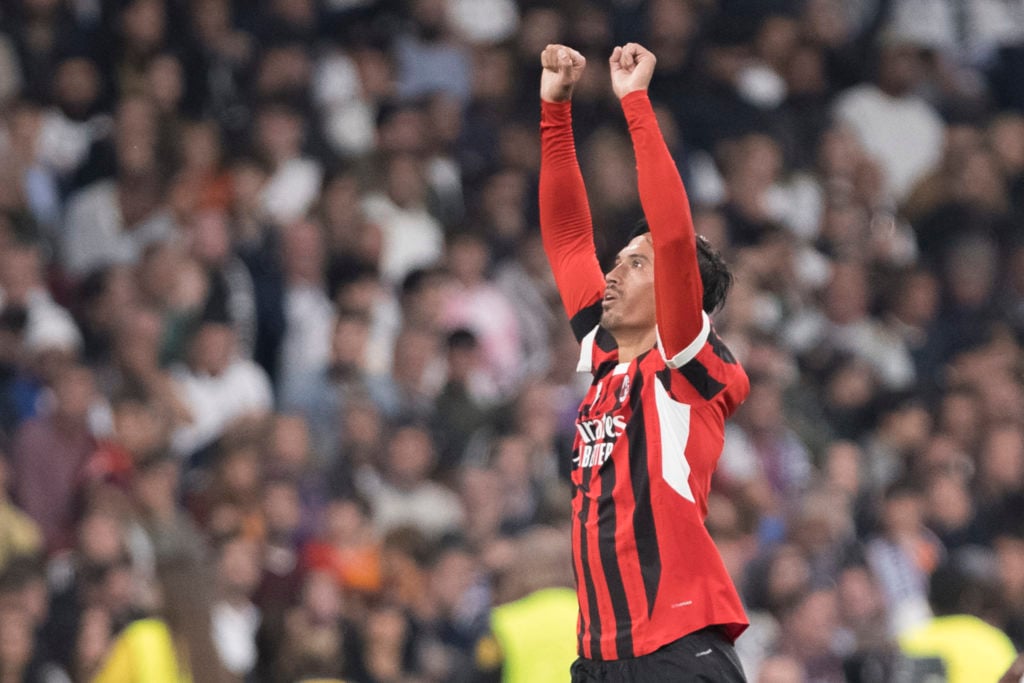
[833,37,944,203]
[254,100,323,226]
[0,243,82,364]
[361,152,444,286]
[61,96,176,278]
[276,219,334,403]
[357,423,465,540]
[212,533,262,678]
[170,315,273,460]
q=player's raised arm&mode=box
[539,44,607,341]
[611,43,707,365]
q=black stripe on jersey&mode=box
[627,372,661,617]
[597,445,634,659]
[708,329,737,364]
[571,530,584,648]
[570,302,603,342]
[594,361,618,381]
[672,361,726,401]
[595,326,617,352]
[577,477,602,658]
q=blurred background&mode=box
[0,0,1023,681]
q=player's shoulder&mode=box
[646,327,748,407]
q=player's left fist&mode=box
[609,43,656,100]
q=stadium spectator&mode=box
[832,33,945,203]
[899,559,1017,683]
[357,423,464,540]
[91,553,235,683]
[0,456,41,575]
[10,364,96,553]
[472,525,577,683]
[168,316,273,460]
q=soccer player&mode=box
[539,42,750,681]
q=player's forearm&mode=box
[622,92,696,254]
[540,100,605,318]
[621,91,704,347]
[540,101,594,252]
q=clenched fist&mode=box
[609,43,657,100]
[540,44,586,103]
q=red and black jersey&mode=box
[540,92,750,660]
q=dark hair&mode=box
[446,327,478,351]
[0,305,28,334]
[400,266,445,299]
[628,218,733,313]
[335,307,372,326]
[0,556,45,594]
[927,559,993,617]
[882,476,923,501]
[328,256,380,299]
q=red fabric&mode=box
[82,441,135,490]
[303,541,382,593]
[621,91,704,356]
[539,100,605,323]
[539,93,749,661]
[10,418,95,554]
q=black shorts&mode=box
[570,626,747,682]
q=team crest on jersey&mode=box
[619,375,631,402]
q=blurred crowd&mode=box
[1,0,1024,681]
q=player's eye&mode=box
[631,259,643,268]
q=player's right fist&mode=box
[540,44,586,103]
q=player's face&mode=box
[601,234,656,334]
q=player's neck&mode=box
[612,327,657,363]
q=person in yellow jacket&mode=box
[91,554,237,683]
[473,525,579,683]
[91,617,189,683]
[899,560,1016,683]
[0,455,42,574]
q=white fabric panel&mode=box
[576,325,600,372]
[654,379,695,502]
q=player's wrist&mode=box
[541,86,574,103]
[619,89,651,114]
[619,88,648,100]
[541,98,573,118]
